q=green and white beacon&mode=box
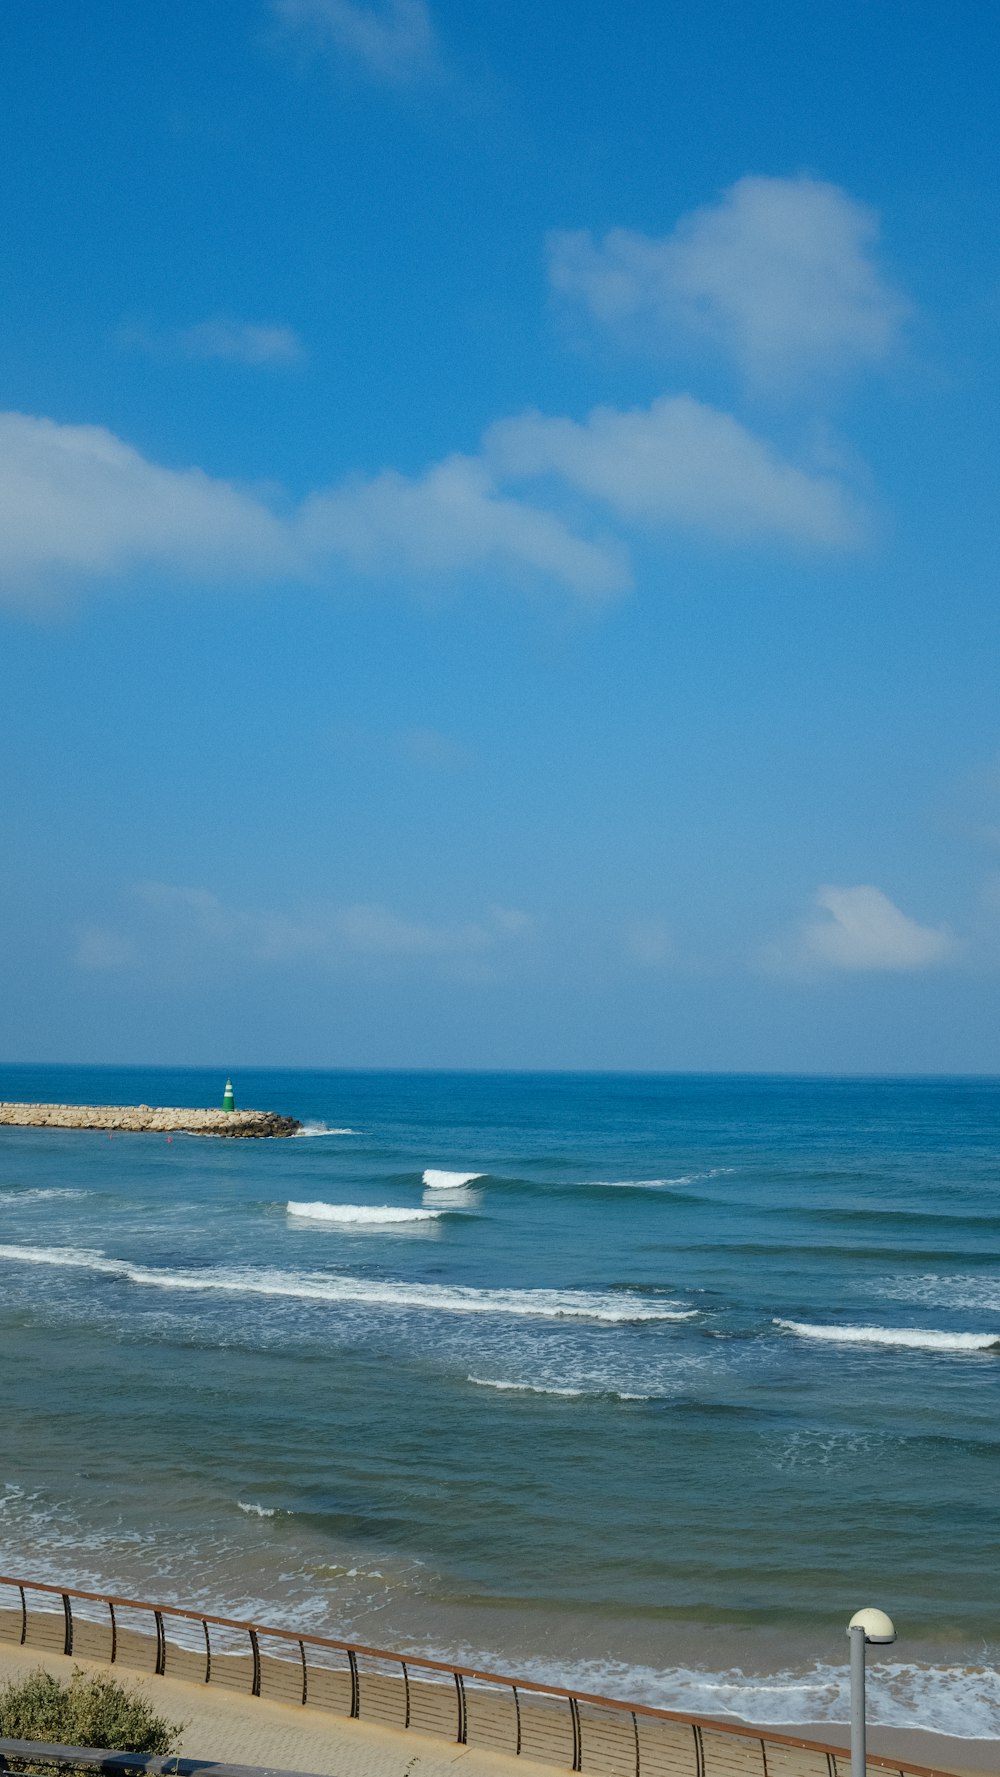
[222,1079,235,1112]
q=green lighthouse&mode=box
[222,1079,235,1112]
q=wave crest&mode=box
[776,1318,1000,1353]
[423,1169,484,1189]
[0,1188,88,1203]
[286,1201,442,1225]
[468,1376,651,1400]
[0,1244,695,1322]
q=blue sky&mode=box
[2,0,1000,1071]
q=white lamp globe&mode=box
[848,1608,897,1645]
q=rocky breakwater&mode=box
[0,1103,302,1137]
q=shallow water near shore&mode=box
[0,1066,998,1738]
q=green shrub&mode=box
[0,1666,183,1755]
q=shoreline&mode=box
[0,1102,301,1137]
[3,1588,998,1777]
[0,1625,996,1777]
[734,1717,1000,1775]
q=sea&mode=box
[0,1066,998,1738]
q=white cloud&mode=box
[300,452,627,595]
[272,0,437,84]
[765,884,958,975]
[487,394,861,546]
[177,318,304,366]
[548,175,908,385]
[120,316,305,366]
[0,412,299,595]
[82,883,534,975]
[0,389,863,607]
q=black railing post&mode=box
[61,1594,73,1658]
[569,1694,582,1772]
[153,1610,165,1676]
[249,1628,261,1697]
[18,1585,26,1646]
[512,1683,521,1756]
[632,1709,640,1777]
[401,1659,410,1728]
[454,1672,467,1745]
[203,1619,212,1684]
[348,1648,359,1718]
[298,1639,307,1707]
[108,1601,117,1665]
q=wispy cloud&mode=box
[272,0,438,85]
[624,919,674,967]
[120,316,305,366]
[762,884,958,976]
[548,176,909,387]
[399,727,470,769]
[76,883,534,979]
[75,928,139,972]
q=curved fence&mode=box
[0,1577,952,1777]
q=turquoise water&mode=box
[1,1067,998,1734]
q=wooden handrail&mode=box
[0,1575,964,1777]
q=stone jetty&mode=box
[0,1103,302,1137]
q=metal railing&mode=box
[0,1577,960,1777]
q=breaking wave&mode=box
[286,1201,442,1225]
[237,1501,275,1518]
[468,1376,651,1400]
[423,1169,484,1189]
[775,1318,1000,1353]
[0,1188,87,1203]
[0,1245,695,1322]
[294,1123,357,1136]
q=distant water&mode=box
[1,1066,998,1738]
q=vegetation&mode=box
[0,1665,183,1756]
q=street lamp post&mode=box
[848,1608,897,1777]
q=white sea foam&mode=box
[286,1201,442,1225]
[439,1651,1000,1739]
[422,1169,484,1189]
[237,1501,275,1518]
[775,1318,1000,1352]
[593,1168,735,1189]
[294,1124,357,1137]
[469,1376,585,1397]
[882,1273,1000,1314]
[0,1244,695,1322]
[593,1178,691,1189]
[0,1188,87,1203]
[468,1376,650,1400]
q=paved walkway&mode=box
[0,1639,559,1777]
